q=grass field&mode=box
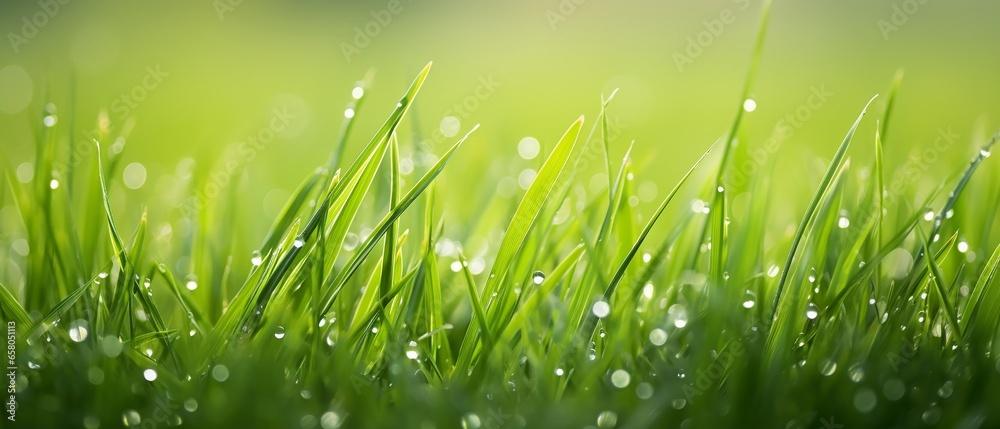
[3,2,1000,429]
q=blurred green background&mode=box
[1,0,999,271]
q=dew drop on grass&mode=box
[122,410,142,427]
[555,368,564,376]
[838,216,850,229]
[742,300,755,309]
[321,411,342,429]
[596,410,618,428]
[185,276,198,291]
[184,398,198,412]
[531,270,545,284]
[636,382,654,400]
[981,149,992,158]
[211,364,230,382]
[649,328,667,346]
[938,380,954,398]
[461,413,481,429]
[351,87,364,99]
[819,359,837,376]
[68,319,89,342]
[642,252,652,263]
[767,264,780,278]
[668,304,688,328]
[293,238,305,248]
[189,329,197,337]
[49,179,59,189]
[922,407,942,424]
[805,303,819,320]
[853,388,877,413]
[672,399,687,409]
[848,364,865,382]
[275,326,286,339]
[101,335,123,358]
[592,301,611,318]
[143,369,157,381]
[251,250,263,266]
[610,369,631,388]
[924,210,935,221]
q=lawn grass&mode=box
[4,7,1000,429]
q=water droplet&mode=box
[101,335,123,357]
[555,368,564,376]
[251,250,263,266]
[922,407,942,424]
[592,301,611,318]
[853,388,877,413]
[838,217,850,229]
[68,319,89,342]
[981,149,992,158]
[767,264,780,278]
[122,410,142,427]
[649,328,667,346]
[848,364,865,382]
[937,380,953,398]
[143,368,157,381]
[212,364,230,382]
[321,411,342,429]
[189,329,197,337]
[671,399,687,409]
[461,413,481,429]
[958,241,969,253]
[636,382,654,400]
[805,303,819,320]
[274,326,286,339]
[351,87,364,99]
[293,238,305,248]
[610,369,631,388]
[883,379,905,400]
[924,210,935,221]
[742,98,757,112]
[742,300,755,309]
[43,115,57,127]
[185,275,198,291]
[49,179,59,189]
[531,270,545,285]
[669,304,688,328]
[596,410,618,428]
[518,136,540,160]
[642,252,652,263]
[819,359,837,376]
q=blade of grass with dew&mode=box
[765,95,878,363]
[453,117,583,375]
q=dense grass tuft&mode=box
[4,8,1000,428]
